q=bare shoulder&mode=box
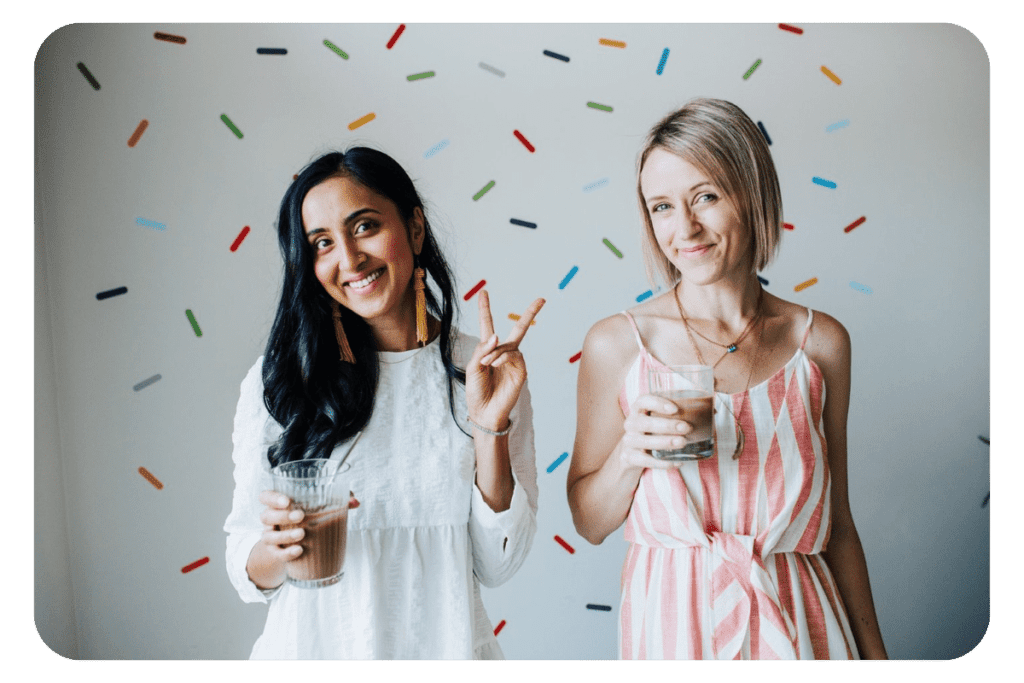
[582,311,639,369]
[803,309,851,378]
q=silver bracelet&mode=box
[466,415,513,436]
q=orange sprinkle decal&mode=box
[138,466,164,490]
[794,277,819,292]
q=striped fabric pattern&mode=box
[616,310,858,660]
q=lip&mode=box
[343,267,385,292]
[679,244,712,259]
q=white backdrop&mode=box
[34,22,989,659]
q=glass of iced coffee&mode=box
[271,458,353,588]
[647,365,715,461]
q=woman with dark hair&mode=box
[224,147,544,659]
[567,99,887,659]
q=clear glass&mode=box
[271,459,353,588]
[647,365,715,461]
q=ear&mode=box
[409,206,426,256]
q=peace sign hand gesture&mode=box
[465,291,546,434]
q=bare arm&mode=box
[809,313,889,659]
[566,315,694,544]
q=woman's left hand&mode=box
[465,290,545,434]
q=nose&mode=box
[674,206,702,240]
[333,236,364,274]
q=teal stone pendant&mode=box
[727,344,738,353]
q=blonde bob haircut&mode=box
[636,98,783,289]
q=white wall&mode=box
[34,23,989,659]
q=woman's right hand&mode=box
[245,490,359,590]
[614,393,695,472]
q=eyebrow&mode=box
[643,181,714,204]
[305,208,380,238]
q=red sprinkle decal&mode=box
[386,24,406,49]
[230,226,250,252]
[464,279,486,301]
[494,619,507,636]
[554,535,576,554]
[783,223,795,230]
[513,129,535,153]
[569,351,582,364]
[779,23,804,34]
[181,557,210,574]
[844,216,866,233]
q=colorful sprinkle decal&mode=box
[136,217,166,230]
[138,466,164,489]
[348,113,376,130]
[323,39,348,59]
[849,281,873,294]
[181,557,210,574]
[599,38,626,48]
[472,181,495,201]
[559,266,579,289]
[844,216,866,233]
[602,238,623,258]
[514,129,535,152]
[407,71,435,81]
[494,619,507,636]
[185,309,203,337]
[154,32,186,44]
[230,226,250,252]
[547,452,569,473]
[220,114,243,139]
[133,374,162,392]
[656,48,670,75]
[96,286,128,300]
[77,62,100,90]
[583,178,608,192]
[586,604,612,611]
[826,119,850,132]
[386,24,406,50]
[587,102,613,112]
[812,177,837,189]
[821,65,842,85]
[743,59,762,80]
[424,139,449,158]
[510,218,537,229]
[256,48,287,55]
[464,280,486,301]
[479,62,505,77]
[128,119,149,147]
[554,535,576,554]
[569,351,582,364]
[757,121,771,145]
[543,49,570,62]
[779,24,804,34]
[794,277,818,292]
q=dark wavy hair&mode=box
[262,147,466,467]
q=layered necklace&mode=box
[673,283,766,460]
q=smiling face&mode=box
[301,174,424,341]
[640,147,753,287]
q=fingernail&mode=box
[664,404,674,412]
[289,510,303,521]
[291,529,303,539]
[676,422,688,432]
[673,437,684,446]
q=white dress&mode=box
[223,331,538,659]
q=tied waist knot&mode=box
[705,531,798,660]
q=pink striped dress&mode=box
[617,309,859,660]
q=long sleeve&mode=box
[223,357,283,604]
[468,379,539,588]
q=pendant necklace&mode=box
[674,283,765,459]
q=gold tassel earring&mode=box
[331,301,356,364]
[414,261,428,346]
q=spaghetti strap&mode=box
[620,311,648,354]
[799,308,814,350]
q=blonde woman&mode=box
[567,99,887,659]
